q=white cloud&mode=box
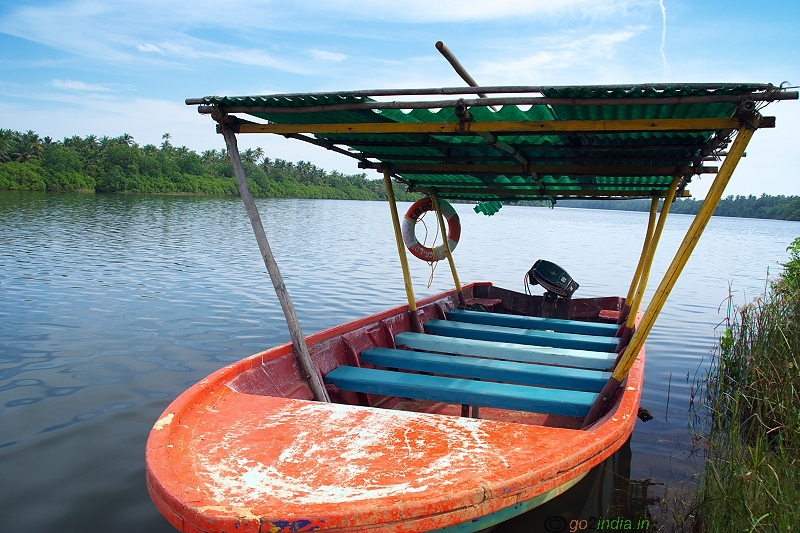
[474,28,644,84]
[300,0,644,23]
[309,49,347,63]
[50,79,111,92]
[137,43,162,53]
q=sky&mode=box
[1,0,798,198]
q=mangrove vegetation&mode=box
[561,195,800,221]
[3,128,799,220]
[0,129,418,201]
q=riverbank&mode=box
[671,237,800,532]
[0,129,420,202]
[4,129,800,220]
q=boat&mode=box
[146,44,796,532]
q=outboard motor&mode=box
[527,259,579,301]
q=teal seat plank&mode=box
[446,309,619,337]
[394,332,616,371]
[361,348,610,392]
[325,365,597,417]
[424,319,619,352]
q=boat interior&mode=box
[226,282,627,430]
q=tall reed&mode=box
[694,237,800,532]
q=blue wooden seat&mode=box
[446,309,619,337]
[325,365,597,417]
[361,348,610,392]
[394,332,616,371]
[424,319,619,352]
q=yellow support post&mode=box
[383,168,424,333]
[613,125,755,381]
[625,196,660,305]
[583,123,756,428]
[431,193,466,307]
[624,177,680,330]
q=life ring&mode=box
[401,197,461,262]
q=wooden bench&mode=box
[424,319,620,352]
[446,309,620,337]
[361,347,610,392]
[324,365,597,417]
[394,332,616,371]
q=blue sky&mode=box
[1,0,798,197]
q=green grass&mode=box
[691,237,800,532]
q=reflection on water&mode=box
[1,191,798,532]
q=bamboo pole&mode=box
[414,188,691,198]
[185,85,795,104]
[582,123,755,428]
[382,168,424,333]
[431,193,466,307]
[234,118,741,136]
[620,197,660,323]
[357,162,710,176]
[222,126,330,402]
[624,177,680,329]
[613,125,755,380]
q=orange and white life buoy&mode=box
[401,197,461,262]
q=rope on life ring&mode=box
[401,197,461,262]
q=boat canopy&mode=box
[187,83,794,211]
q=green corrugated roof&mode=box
[189,83,787,207]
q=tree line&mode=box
[2,128,798,220]
[560,194,800,221]
[0,129,419,201]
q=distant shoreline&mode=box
[2,128,798,220]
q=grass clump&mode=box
[693,237,800,532]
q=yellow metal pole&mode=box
[383,168,423,333]
[625,196,660,304]
[612,125,755,382]
[431,193,466,307]
[624,177,680,330]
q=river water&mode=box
[1,191,798,532]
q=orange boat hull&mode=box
[146,284,643,532]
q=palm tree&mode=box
[12,130,43,162]
[161,133,172,150]
[85,134,99,151]
[252,147,264,164]
[242,148,256,164]
[120,133,134,146]
[0,128,14,162]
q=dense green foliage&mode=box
[0,129,419,201]
[690,237,800,532]
[560,194,800,221]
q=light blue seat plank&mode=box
[361,348,611,392]
[425,319,619,352]
[395,332,616,371]
[325,365,597,417]
[446,309,619,337]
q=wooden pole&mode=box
[624,176,680,330]
[431,193,466,307]
[613,125,755,381]
[618,196,659,324]
[383,168,424,333]
[625,197,660,304]
[221,126,330,402]
[582,123,755,428]
[186,85,792,104]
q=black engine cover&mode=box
[527,259,579,298]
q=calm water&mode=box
[1,191,797,532]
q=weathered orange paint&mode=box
[146,283,643,533]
